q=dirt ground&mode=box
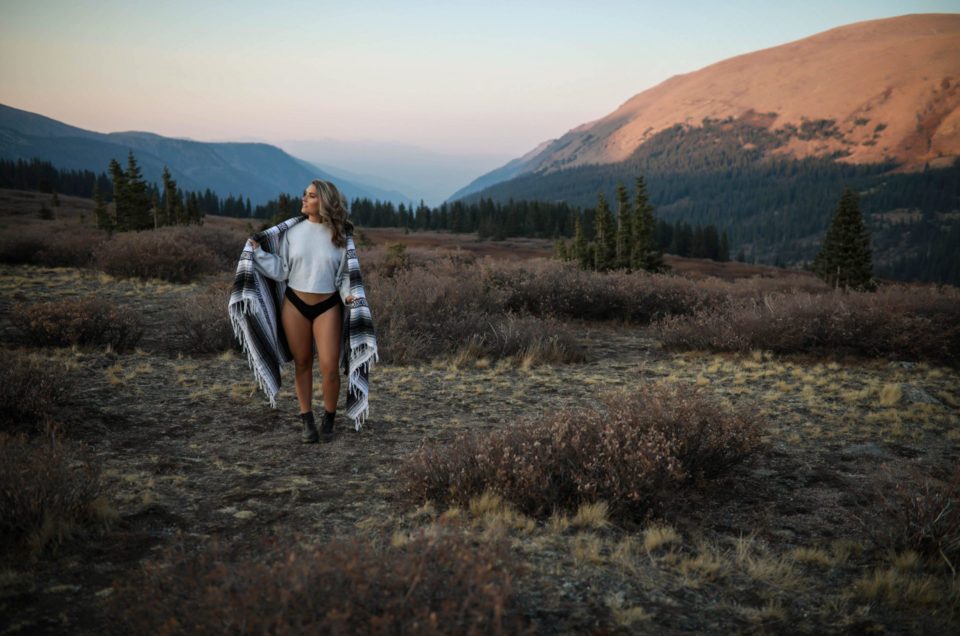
[1,259,959,634]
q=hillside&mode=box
[0,103,409,205]
[455,15,960,283]
[514,13,960,179]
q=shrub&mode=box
[365,258,494,364]
[0,223,101,268]
[399,382,767,522]
[482,259,718,323]
[864,466,960,569]
[171,283,237,353]
[658,286,960,366]
[114,530,529,635]
[0,349,71,435]
[480,314,583,364]
[12,297,144,351]
[0,433,107,555]
[98,227,220,283]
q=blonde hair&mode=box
[313,179,354,248]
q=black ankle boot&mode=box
[320,410,335,442]
[300,411,318,443]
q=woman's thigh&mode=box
[281,298,314,365]
[312,303,342,374]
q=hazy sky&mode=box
[1,0,957,157]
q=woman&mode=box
[229,179,377,443]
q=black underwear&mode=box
[284,287,341,322]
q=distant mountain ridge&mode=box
[0,103,409,206]
[459,13,960,196]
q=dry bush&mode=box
[364,257,494,364]
[114,529,528,635]
[98,227,221,282]
[0,222,102,268]
[658,286,960,366]
[0,433,107,555]
[864,466,960,570]
[399,382,766,522]
[482,259,720,323]
[480,314,582,364]
[0,349,71,435]
[12,297,144,351]
[170,283,237,353]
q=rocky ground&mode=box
[2,262,959,634]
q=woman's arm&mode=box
[248,237,289,281]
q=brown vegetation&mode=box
[114,530,528,635]
[400,383,766,522]
[0,433,108,555]
[658,286,960,366]
[0,348,72,435]
[12,296,144,351]
[1,209,959,633]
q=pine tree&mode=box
[719,231,730,262]
[161,166,178,227]
[553,238,568,261]
[812,186,874,290]
[593,192,616,272]
[151,191,160,229]
[92,180,113,234]
[614,182,632,270]
[107,158,128,230]
[124,151,152,230]
[631,176,665,272]
[573,219,590,270]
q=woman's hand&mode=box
[345,295,356,304]
[247,239,259,250]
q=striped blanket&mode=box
[228,216,377,430]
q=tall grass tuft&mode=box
[0,433,108,556]
[0,349,71,435]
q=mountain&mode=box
[447,140,554,202]
[277,138,512,206]
[464,13,960,192]
[453,14,960,284]
[0,103,396,206]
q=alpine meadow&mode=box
[2,10,960,635]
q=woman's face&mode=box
[302,184,321,217]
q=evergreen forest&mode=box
[458,119,960,284]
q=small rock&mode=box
[234,510,255,519]
[844,442,885,458]
[888,361,917,370]
[901,384,941,406]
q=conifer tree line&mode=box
[255,175,730,265]
[0,157,110,199]
[555,177,669,272]
[1,155,246,230]
[96,152,203,232]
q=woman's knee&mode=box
[318,360,339,380]
[293,355,314,372]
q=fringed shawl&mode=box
[228,216,377,430]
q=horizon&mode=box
[2,1,957,161]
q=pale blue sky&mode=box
[1,0,957,156]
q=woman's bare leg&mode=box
[281,298,315,414]
[313,301,342,413]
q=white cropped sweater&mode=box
[252,218,351,300]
